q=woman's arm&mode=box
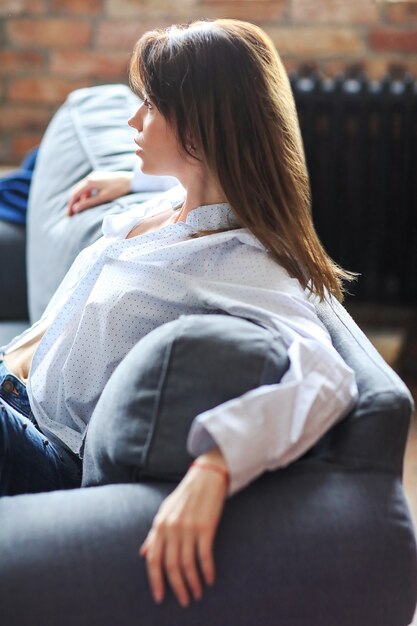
[140,447,229,608]
[66,163,178,216]
[67,171,134,216]
[188,335,358,495]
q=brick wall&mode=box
[1,0,417,164]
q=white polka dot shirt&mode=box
[3,185,358,494]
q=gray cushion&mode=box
[82,314,289,486]
[0,220,27,320]
[26,84,148,322]
[0,321,29,346]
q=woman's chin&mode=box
[138,162,172,178]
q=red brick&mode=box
[196,0,287,21]
[291,0,379,25]
[0,106,52,132]
[266,27,365,56]
[8,77,91,105]
[7,19,92,47]
[0,50,45,75]
[11,133,44,160]
[50,0,103,15]
[0,0,45,16]
[0,142,14,167]
[105,0,196,18]
[96,20,172,50]
[105,0,286,21]
[51,50,130,79]
[384,3,417,24]
[370,28,417,53]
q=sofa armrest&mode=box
[306,296,414,476]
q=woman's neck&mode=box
[175,168,227,222]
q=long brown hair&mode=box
[129,19,355,301]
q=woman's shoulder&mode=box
[187,229,303,292]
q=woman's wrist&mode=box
[190,460,230,488]
[190,447,230,488]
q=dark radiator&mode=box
[291,73,417,304]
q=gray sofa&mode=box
[0,85,416,626]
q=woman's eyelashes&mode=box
[143,98,153,110]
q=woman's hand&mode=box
[140,448,229,608]
[67,171,134,216]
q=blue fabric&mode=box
[0,147,38,224]
[0,359,82,495]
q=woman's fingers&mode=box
[164,524,190,607]
[142,528,165,604]
[67,181,96,215]
[140,450,228,607]
[181,532,203,601]
[142,520,202,607]
[66,171,133,216]
[69,190,100,215]
[197,530,216,586]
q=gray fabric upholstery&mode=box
[0,472,415,626]
[0,220,27,321]
[0,84,415,626]
[0,320,29,346]
[82,314,289,486]
[310,298,413,475]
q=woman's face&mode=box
[128,97,186,177]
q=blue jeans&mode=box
[0,359,82,496]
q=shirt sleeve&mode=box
[130,160,179,193]
[187,334,358,495]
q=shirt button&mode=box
[2,379,15,393]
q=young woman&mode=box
[0,19,357,609]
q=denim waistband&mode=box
[0,357,34,422]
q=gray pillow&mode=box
[26,84,151,322]
[82,314,289,486]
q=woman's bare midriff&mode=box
[3,207,180,383]
[3,323,48,384]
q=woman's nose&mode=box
[128,105,143,130]
[127,114,137,129]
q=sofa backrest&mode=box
[26,84,145,323]
[306,296,414,475]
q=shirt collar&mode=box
[172,200,241,231]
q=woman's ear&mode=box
[184,131,199,158]
[186,141,197,157]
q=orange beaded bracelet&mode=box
[190,461,230,487]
